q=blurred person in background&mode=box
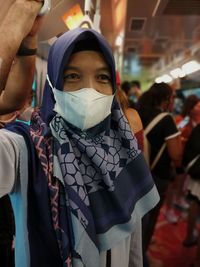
[137,82,182,252]
[121,80,136,109]
[121,80,142,109]
[182,122,200,266]
[115,73,143,151]
[164,95,200,224]
[115,72,145,267]
[182,99,200,248]
[129,80,142,106]
[176,95,200,143]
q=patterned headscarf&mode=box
[30,28,159,267]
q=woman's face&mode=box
[162,92,175,112]
[63,51,113,95]
[191,101,200,120]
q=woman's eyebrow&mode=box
[96,67,110,73]
[64,66,80,72]
[64,66,110,73]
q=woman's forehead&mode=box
[66,50,109,68]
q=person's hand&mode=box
[14,0,44,41]
[16,0,43,4]
[15,0,43,21]
[15,0,43,10]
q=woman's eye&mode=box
[64,73,80,81]
[97,74,111,83]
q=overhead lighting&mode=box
[155,60,200,84]
[161,74,173,83]
[155,77,163,83]
[182,60,200,75]
[155,74,173,84]
[170,68,186,79]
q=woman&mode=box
[177,95,200,144]
[165,95,200,223]
[137,82,182,250]
[183,123,200,266]
[0,28,159,267]
[182,102,200,247]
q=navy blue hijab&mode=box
[41,28,116,125]
[7,28,159,267]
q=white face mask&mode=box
[47,76,114,131]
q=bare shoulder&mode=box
[124,108,143,134]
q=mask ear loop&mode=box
[46,75,54,91]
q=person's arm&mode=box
[159,114,183,166]
[0,0,43,94]
[124,108,143,134]
[0,16,44,114]
[166,133,183,166]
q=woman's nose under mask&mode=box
[53,87,114,130]
[47,76,114,130]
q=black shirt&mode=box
[141,108,180,179]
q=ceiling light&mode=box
[170,68,186,79]
[155,77,163,83]
[182,60,200,75]
[155,74,173,84]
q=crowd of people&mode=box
[121,80,200,267]
[0,1,200,267]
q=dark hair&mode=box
[181,95,200,117]
[137,82,173,114]
[116,88,129,111]
[131,80,141,89]
[121,81,131,95]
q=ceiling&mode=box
[123,0,200,83]
[38,0,127,53]
[37,0,200,84]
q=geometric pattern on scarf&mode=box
[50,109,139,199]
[30,112,66,262]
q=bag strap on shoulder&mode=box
[144,112,169,135]
[144,112,169,170]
